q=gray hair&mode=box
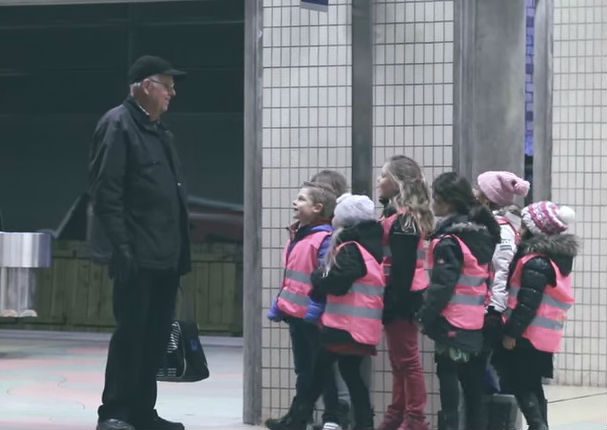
[129,81,141,96]
[129,74,161,96]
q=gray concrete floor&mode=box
[0,329,604,430]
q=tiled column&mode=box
[372,0,455,424]
[258,1,353,421]
[552,0,607,388]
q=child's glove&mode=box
[267,298,284,322]
[303,298,326,322]
[483,306,503,347]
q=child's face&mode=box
[377,164,399,200]
[292,187,323,226]
[432,193,452,217]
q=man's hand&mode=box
[111,244,138,284]
[502,335,516,350]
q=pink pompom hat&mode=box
[477,171,530,206]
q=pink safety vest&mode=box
[321,241,385,346]
[496,215,520,244]
[381,210,429,292]
[504,253,574,353]
[277,230,332,319]
[427,235,489,330]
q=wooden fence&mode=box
[0,240,243,335]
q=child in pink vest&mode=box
[376,155,434,430]
[265,181,341,430]
[416,172,500,430]
[497,201,578,430]
[475,171,530,353]
[266,194,384,430]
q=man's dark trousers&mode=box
[98,268,179,424]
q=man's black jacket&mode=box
[88,97,191,275]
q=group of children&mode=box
[265,157,578,430]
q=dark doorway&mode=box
[0,0,244,232]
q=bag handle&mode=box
[177,285,196,323]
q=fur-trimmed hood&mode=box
[432,214,498,265]
[518,233,580,276]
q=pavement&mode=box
[0,329,605,430]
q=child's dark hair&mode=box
[310,170,348,197]
[302,181,337,218]
[433,172,501,243]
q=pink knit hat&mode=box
[521,201,575,235]
[477,171,530,206]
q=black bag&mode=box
[485,394,522,430]
[157,320,210,382]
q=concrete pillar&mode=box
[453,0,527,181]
[242,0,263,424]
[532,0,553,201]
[351,0,373,195]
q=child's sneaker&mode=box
[303,298,325,322]
[322,422,342,430]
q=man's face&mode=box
[142,74,176,117]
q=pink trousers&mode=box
[384,318,427,421]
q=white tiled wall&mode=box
[260,0,606,425]
[260,0,456,422]
[260,0,352,420]
[552,0,607,387]
[372,0,454,422]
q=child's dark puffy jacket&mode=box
[503,232,578,344]
[417,214,498,353]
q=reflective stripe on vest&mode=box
[284,269,311,285]
[504,253,574,353]
[427,234,489,330]
[324,302,384,320]
[503,308,565,331]
[381,210,429,292]
[277,230,331,318]
[424,271,488,288]
[321,241,385,346]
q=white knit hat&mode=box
[332,193,376,228]
[521,201,575,235]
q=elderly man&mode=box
[88,55,191,430]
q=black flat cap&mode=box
[128,55,186,84]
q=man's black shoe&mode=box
[96,418,136,430]
[135,414,184,430]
